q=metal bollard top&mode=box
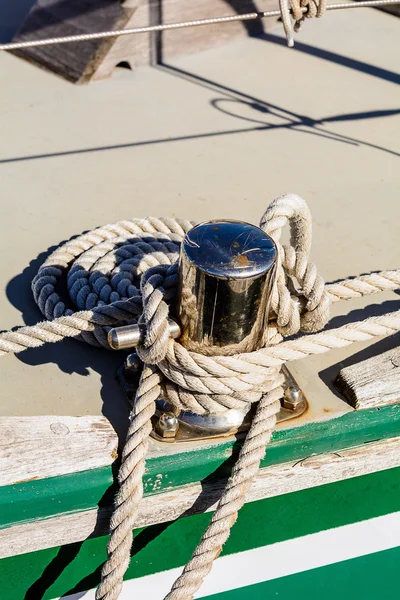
[182,220,276,280]
[177,220,277,353]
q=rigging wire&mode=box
[0,1,399,51]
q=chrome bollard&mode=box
[177,220,277,354]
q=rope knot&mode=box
[291,0,327,31]
[279,0,327,46]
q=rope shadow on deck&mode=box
[0,101,398,165]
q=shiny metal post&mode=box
[152,220,279,439]
[177,220,277,355]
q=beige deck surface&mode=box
[0,8,399,433]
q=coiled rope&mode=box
[1,195,399,600]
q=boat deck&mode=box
[0,7,399,436]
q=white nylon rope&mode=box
[1,195,399,600]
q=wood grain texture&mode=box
[1,436,399,558]
[11,0,138,83]
[10,0,279,83]
[0,416,118,486]
[335,348,400,410]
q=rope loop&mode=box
[260,193,330,335]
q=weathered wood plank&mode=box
[335,348,400,410]
[1,436,399,558]
[10,0,138,83]
[0,416,118,486]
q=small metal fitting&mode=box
[125,352,142,372]
[156,412,179,439]
[282,386,304,410]
[108,318,181,350]
[124,352,142,377]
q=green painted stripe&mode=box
[1,467,399,600]
[0,467,113,531]
[202,545,400,600]
[1,404,399,529]
[57,512,399,599]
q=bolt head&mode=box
[283,386,303,410]
[125,352,142,374]
[157,412,179,438]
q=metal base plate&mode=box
[117,358,307,444]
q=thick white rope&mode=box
[1,270,398,356]
[1,195,399,600]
